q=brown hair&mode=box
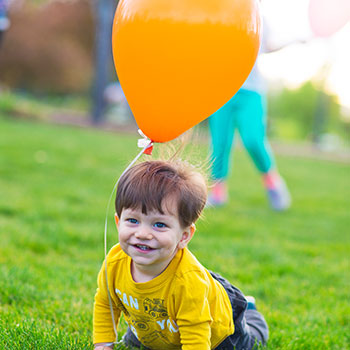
[115,160,207,228]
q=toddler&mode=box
[93,160,268,349]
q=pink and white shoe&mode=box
[263,171,291,211]
[207,181,228,207]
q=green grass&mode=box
[0,115,349,349]
[0,90,90,120]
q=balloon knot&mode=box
[137,129,153,155]
[143,144,153,155]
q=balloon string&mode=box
[103,140,153,343]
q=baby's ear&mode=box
[178,224,196,249]
[190,223,196,236]
[114,213,119,227]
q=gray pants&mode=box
[124,272,269,350]
[211,271,269,350]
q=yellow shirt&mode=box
[93,244,234,349]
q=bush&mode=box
[268,82,348,143]
[0,0,95,93]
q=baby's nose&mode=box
[135,225,153,240]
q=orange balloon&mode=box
[113,0,261,143]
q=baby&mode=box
[93,160,268,349]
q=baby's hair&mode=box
[115,159,208,228]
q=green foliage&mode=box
[0,115,349,349]
[0,90,90,118]
[268,82,347,143]
[268,82,317,139]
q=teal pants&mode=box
[209,89,275,180]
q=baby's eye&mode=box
[127,218,138,224]
[154,222,167,229]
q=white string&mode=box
[103,139,153,343]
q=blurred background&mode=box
[0,0,349,156]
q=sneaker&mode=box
[245,296,257,310]
[206,181,228,207]
[266,178,291,211]
[263,171,291,211]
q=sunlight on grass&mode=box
[0,116,349,349]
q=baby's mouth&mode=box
[134,244,154,251]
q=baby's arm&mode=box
[173,276,212,349]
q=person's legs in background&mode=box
[208,96,237,206]
[236,89,291,211]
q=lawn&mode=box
[0,115,349,349]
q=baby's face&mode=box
[117,197,192,281]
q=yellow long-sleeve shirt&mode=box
[93,244,234,349]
